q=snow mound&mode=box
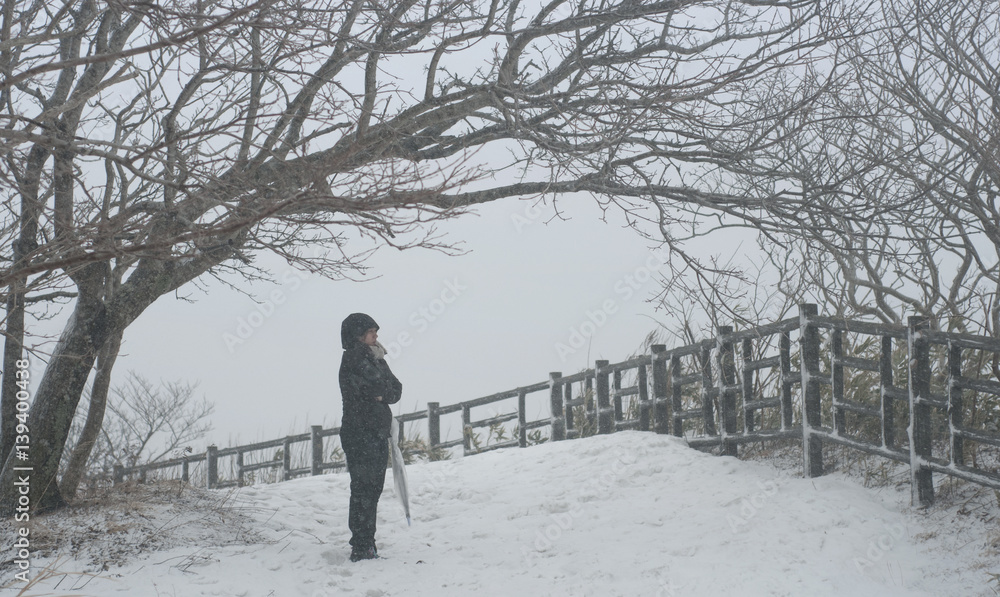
[0,482,263,589]
[3,432,998,596]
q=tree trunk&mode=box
[2,147,44,468]
[0,234,238,515]
[0,278,109,515]
[59,327,124,500]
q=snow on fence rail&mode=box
[115,303,1000,506]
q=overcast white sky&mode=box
[73,195,695,448]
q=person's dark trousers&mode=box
[342,431,389,551]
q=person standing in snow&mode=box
[339,313,402,562]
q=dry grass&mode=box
[0,480,264,590]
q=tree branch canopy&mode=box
[1,0,824,289]
[0,0,830,513]
[683,0,1000,334]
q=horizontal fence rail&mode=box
[116,304,1000,506]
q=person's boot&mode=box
[350,545,378,562]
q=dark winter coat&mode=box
[339,313,402,441]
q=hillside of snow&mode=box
[3,432,998,596]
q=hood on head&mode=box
[341,313,379,349]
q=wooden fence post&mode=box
[670,353,684,437]
[947,344,964,466]
[717,326,738,457]
[637,360,650,432]
[651,345,669,434]
[236,451,245,486]
[311,425,323,476]
[799,303,824,478]
[832,330,846,435]
[908,315,934,506]
[462,404,472,456]
[282,437,292,481]
[699,344,717,436]
[880,335,896,449]
[113,464,124,485]
[742,338,754,434]
[612,368,623,422]
[564,383,575,435]
[182,457,190,483]
[427,402,441,449]
[779,331,794,430]
[549,372,565,441]
[585,374,596,430]
[596,360,612,434]
[207,444,219,489]
[518,389,528,447]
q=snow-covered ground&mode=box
[3,432,998,596]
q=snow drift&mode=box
[2,432,996,596]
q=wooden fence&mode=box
[116,303,1000,506]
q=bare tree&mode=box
[819,0,1000,335]
[0,0,826,513]
[59,371,213,496]
[670,0,1000,338]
